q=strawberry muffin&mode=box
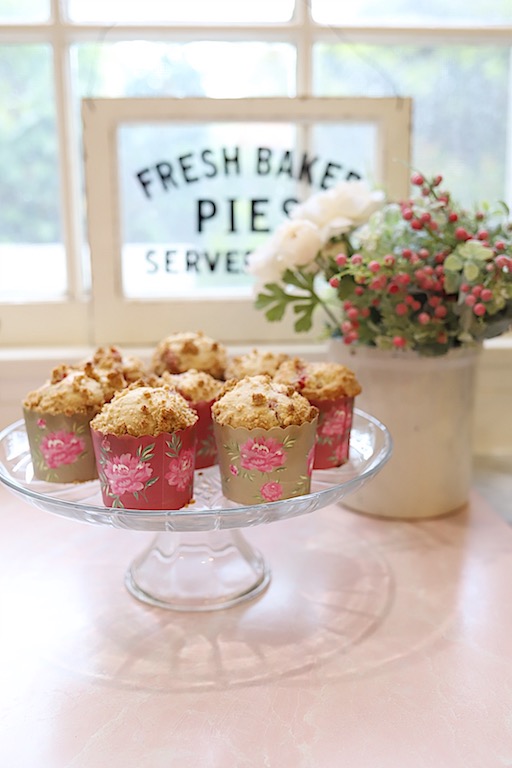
[211,375,318,505]
[274,358,362,468]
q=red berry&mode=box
[411,219,423,230]
[433,175,443,186]
[395,303,408,316]
[434,305,448,319]
[402,208,414,220]
[495,241,506,251]
[448,212,458,223]
[335,253,348,266]
[402,248,412,259]
[472,285,482,297]
[368,260,381,273]
[473,303,486,317]
[477,230,489,241]
[411,173,424,186]
[465,295,476,307]
[418,312,430,325]
[392,335,407,348]
[329,276,340,288]
[455,227,470,241]
[481,288,493,301]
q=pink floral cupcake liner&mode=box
[213,420,317,505]
[91,425,197,510]
[190,399,217,470]
[23,408,97,483]
[310,396,354,469]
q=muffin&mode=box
[212,375,318,505]
[274,358,362,468]
[224,349,289,381]
[22,365,109,482]
[151,331,227,379]
[79,345,148,385]
[159,369,223,469]
[90,384,198,510]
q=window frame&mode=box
[1,2,512,347]
[82,95,411,344]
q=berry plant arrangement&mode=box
[248,173,512,356]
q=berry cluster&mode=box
[323,173,512,354]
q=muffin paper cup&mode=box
[91,425,197,510]
[213,418,318,506]
[23,408,98,483]
[310,396,354,469]
[190,399,217,470]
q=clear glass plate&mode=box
[0,410,392,610]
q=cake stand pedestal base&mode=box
[125,529,271,611]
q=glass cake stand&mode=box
[0,409,392,611]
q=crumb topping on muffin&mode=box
[23,367,108,416]
[151,331,227,379]
[212,375,318,430]
[159,369,224,403]
[274,358,362,400]
[224,349,289,380]
[90,385,197,437]
[82,345,148,384]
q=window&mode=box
[1,1,511,347]
[83,96,410,343]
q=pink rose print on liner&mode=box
[40,430,86,468]
[165,449,195,491]
[240,436,286,473]
[260,481,283,502]
[104,453,153,496]
[37,418,46,429]
[319,406,348,437]
[229,464,239,476]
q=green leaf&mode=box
[463,262,480,282]
[254,292,277,309]
[294,304,315,332]
[444,254,463,272]
[266,303,288,322]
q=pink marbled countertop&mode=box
[0,482,511,767]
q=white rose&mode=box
[290,180,384,241]
[247,219,322,283]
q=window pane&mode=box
[0,0,49,23]
[71,41,295,292]
[67,0,294,24]
[312,0,512,25]
[314,43,510,205]
[116,119,378,300]
[0,45,65,301]
[74,42,296,99]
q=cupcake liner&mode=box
[310,396,354,469]
[190,399,217,470]
[23,408,97,483]
[213,419,317,506]
[91,425,197,510]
